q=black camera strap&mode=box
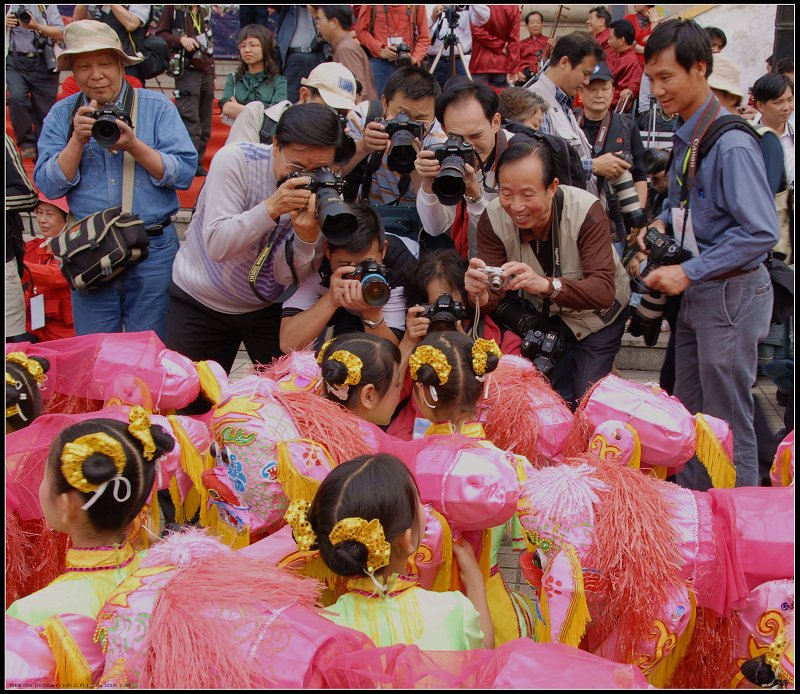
[539,187,565,322]
[66,80,136,143]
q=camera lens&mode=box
[361,273,391,307]
[92,116,122,148]
[609,170,648,229]
[316,190,356,245]
[628,293,667,346]
[387,130,419,175]
[18,10,32,23]
[432,154,467,206]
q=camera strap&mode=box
[539,187,565,324]
[66,80,137,146]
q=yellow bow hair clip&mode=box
[6,352,45,385]
[328,517,391,574]
[316,338,336,365]
[326,350,363,387]
[409,345,451,385]
[285,499,317,551]
[61,433,127,493]
[471,338,502,377]
[127,406,156,461]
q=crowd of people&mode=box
[4,4,795,689]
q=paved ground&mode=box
[229,349,787,601]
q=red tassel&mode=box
[671,607,742,688]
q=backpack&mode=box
[502,121,588,189]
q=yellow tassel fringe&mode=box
[42,615,93,687]
[558,544,591,648]
[428,508,453,594]
[276,440,327,503]
[195,360,222,406]
[624,423,642,469]
[694,413,736,488]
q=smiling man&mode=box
[640,18,779,490]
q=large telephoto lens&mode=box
[610,169,648,228]
[432,155,467,206]
[387,129,419,174]
[316,192,356,245]
[628,292,667,346]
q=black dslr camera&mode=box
[344,260,391,307]
[429,135,476,205]
[13,8,33,24]
[394,42,413,67]
[90,106,133,148]
[384,112,424,175]
[282,170,356,245]
[628,227,693,346]
[419,293,466,332]
[494,295,565,378]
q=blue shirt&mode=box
[658,93,779,282]
[34,83,197,226]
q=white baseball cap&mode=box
[300,63,358,111]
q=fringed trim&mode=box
[772,445,794,487]
[42,615,93,687]
[538,575,552,643]
[643,591,697,688]
[276,440,325,503]
[168,414,206,498]
[694,414,736,488]
[479,528,493,584]
[169,476,184,525]
[624,423,641,469]
[429,509,453,594]
[557,545,591,648]
[280,551,340,592]
[195,361,222,406]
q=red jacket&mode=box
[607,47,643,111]
[22,240,75,342]
[519,34,548,75]
[355,5,430,66]
[594,28,611,56]
[470,5,520,76]
[624,13,651,66]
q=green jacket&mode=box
[218,71,287,109]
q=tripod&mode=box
[429,8,472,81]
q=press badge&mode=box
[670,208,700,258]
[30,293,45,330]
[388,36,404,46]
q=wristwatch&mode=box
[464,191,483,204]
[548,277,563,299]
[362,314,385,329]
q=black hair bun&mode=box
[327,539,369,576]
[30,355,50,375]
[321,358,348,387]
[82,452,121,486]
[484,350,501,376]
[416,363,441,387]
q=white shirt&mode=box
[778,122,794,188]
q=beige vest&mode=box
[486,186,631,340]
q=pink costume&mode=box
[771,430,795,487]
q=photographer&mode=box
[6,5,65,159]
[464,140,630,406]
[280,205,417,352]
[415,81,516,259]
[342,66,446,207]
[355,5,431,97]
[165,104,343,373]
[34,20,196,340]
[156,5,215,177]
[576,62,648,256]
[426,5,472,91]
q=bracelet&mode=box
[464,192,483,204]
[362,314,385,329]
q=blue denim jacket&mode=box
[34,84,197,225]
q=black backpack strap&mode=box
[258,113,277,145]
[357,100,386,203]
[697,115,759,161]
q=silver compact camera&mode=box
[482,266,506,290]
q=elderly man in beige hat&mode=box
[227,61,359,147]
[33,19,197,340]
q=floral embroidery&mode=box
[260,461,278,481]
[227,455,247,493]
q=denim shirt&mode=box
[34,83,197,226]
[658,93,779,282]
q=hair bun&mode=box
[321,358,348,387]
[416,363,441,387]
[328,539,369,576]
[82,453,120,486]
[149,423,176,463]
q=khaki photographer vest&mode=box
[486,186,631,340]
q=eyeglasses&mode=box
[279,147,308,173]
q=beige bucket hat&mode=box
[56,20,143,72]
[708,56,745,105]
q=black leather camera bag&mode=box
[54,87,149,291]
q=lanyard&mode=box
[579,111,612,156]
[677,95,721,206]
[189,7,205,35]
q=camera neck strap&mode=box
[677,94,722,208]
[539,187,565,321]
[120,87,138,215]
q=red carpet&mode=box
[6,99,231,211]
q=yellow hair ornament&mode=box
[326,350,363,387]
[471,338,502,376]
[329,517,391,574]
[409,345,451,385]
[316,338,336,365]
[284,499,317,551]
[127,406,156,461]
[6,352,45,385]
[60,433,127,493]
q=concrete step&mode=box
[614,326,670,372]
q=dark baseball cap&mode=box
[589,62,614,83]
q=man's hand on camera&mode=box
[592,152,631,178]
[179,35,199,52]
[71,100,99,146]
[363,120,390,154]
[109,117,138,153]
[465,258,491,307]
[264,175,313,220]
[289,192,320,243]
[637,220,666,251]
[405,305,430,344]
[415,149,439,193]
[502,261,549,295]
[643,264,688,296]
[6,15,19,28]
[379,45,397,61]
[328,265,375,314]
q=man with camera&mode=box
[165,104,345,372]
[638,19,779,489]
[280,205,417,352]
[577,62,648,256]
[342,66,447,209]
[155,5,215,177]
[34,20,196,340]
[6,5,65,159]
[426,5,473,91]
[414,81,516,259]
[355,5,431,97]
[464,140,631,407]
